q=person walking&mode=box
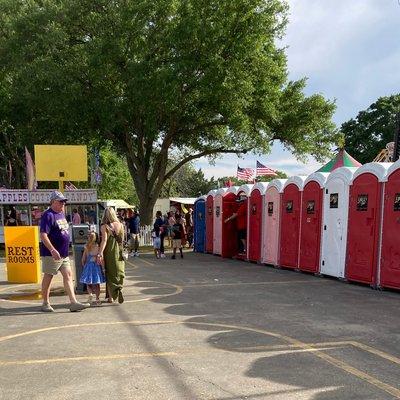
[40,191,90,312]
[80,232,105,306]
[127,209,140,256]
[98,207,125,304]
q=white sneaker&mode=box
[160,253,166,258]
[134,252,139,257]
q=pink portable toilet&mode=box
[235,184,254,260]
[261,179,287,266]
[213,188,228,255]
[298,172,329,273]
[279,176,307,269]
[205,189,217,254]
[248,183,269,262]
[379,159,400,289]
[320,167,358,278]
[346,162,391,286]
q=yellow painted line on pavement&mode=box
[349,341,400,366]
[1,320,399,397]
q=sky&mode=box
[195,0,400,179]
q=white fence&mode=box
[139,225,153,246]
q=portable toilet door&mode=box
[194,196,206,253]
[298,173,329,273]
[221,187,240,258]
[235,184,254,259]
[379,159,400,289]
[320,167,358,278]
[262,179,287,265]
[346,162,391,286]
[213,188,228,255]
[205,190,217,253]
[248,183,268,262]
[279,176,307,269]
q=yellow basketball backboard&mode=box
[34,145,88,181]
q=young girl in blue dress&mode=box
[80,232,106,306]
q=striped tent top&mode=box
[317,148,362,173]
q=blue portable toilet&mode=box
[194,196,206,252]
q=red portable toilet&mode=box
[220,186,240,258]
[221,184,253,259]
[248,183,269,262]
[346,162,391,286]
[261,179,287,266]
[320,167,359,278]
[236,184,254,260]
[213,188,228,255]
[298,172,329,273]
[379,159,400,289]
[279,176,307,269]
[205,189,217,253]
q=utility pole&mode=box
[394,112,400,161]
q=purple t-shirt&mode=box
[40,208,70,257]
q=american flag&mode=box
[256,161,277,177]
[237,166,254,181]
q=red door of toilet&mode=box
[299,182,323,273]
[248,189,263,262]
[222,194,238,258]
[380,169,400,289]
[346,173,381,285]
[279,184,301,269]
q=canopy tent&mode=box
[316,149,362,173]
[98,199,135,210]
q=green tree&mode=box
[341,95,400,164]
[161,163,218,198]
[0,0,338,223]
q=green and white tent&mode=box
[317,149,362,173]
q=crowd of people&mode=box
[38,192,194,312]
[40,191,126,312]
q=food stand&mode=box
[0,189,98,243]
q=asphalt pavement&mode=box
[1,250,400,400]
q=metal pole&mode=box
[394,112,400,161]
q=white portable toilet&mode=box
[213,188,228,255]
[262,179,287,266]
[320,167,358,278]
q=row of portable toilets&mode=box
[193,161,400,290]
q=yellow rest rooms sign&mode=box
[4,227,41,283]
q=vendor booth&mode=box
[379,159,400,289]
[346,162,391,286]
[0,189,98,243]
[279,176,307,269]
[213,188,229,255]
[262,179,287,266]
[298,172,329,273]
[320,167,358,278]
[248,183,268,262]
[205,189,217,253]
[194,196,206,253]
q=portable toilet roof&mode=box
[283,176,307,191]
[207,189,218,197]
[317,148,362,173]
[237,184,254,196]
[251,182,269,195]
[351,162,392,184]
[383,158,400,182]
[326,167,359,185]
[267,179,287,193]
[304,172,330,188]
[216,188,229,196]
[226,186,239,195]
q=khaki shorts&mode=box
[172,239,182,248]
[41,256,71,275]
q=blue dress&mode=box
[80,255,106,284]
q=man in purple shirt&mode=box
[40,191,89,312]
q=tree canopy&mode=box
[341,95,400,164]
[0,0,338,223]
